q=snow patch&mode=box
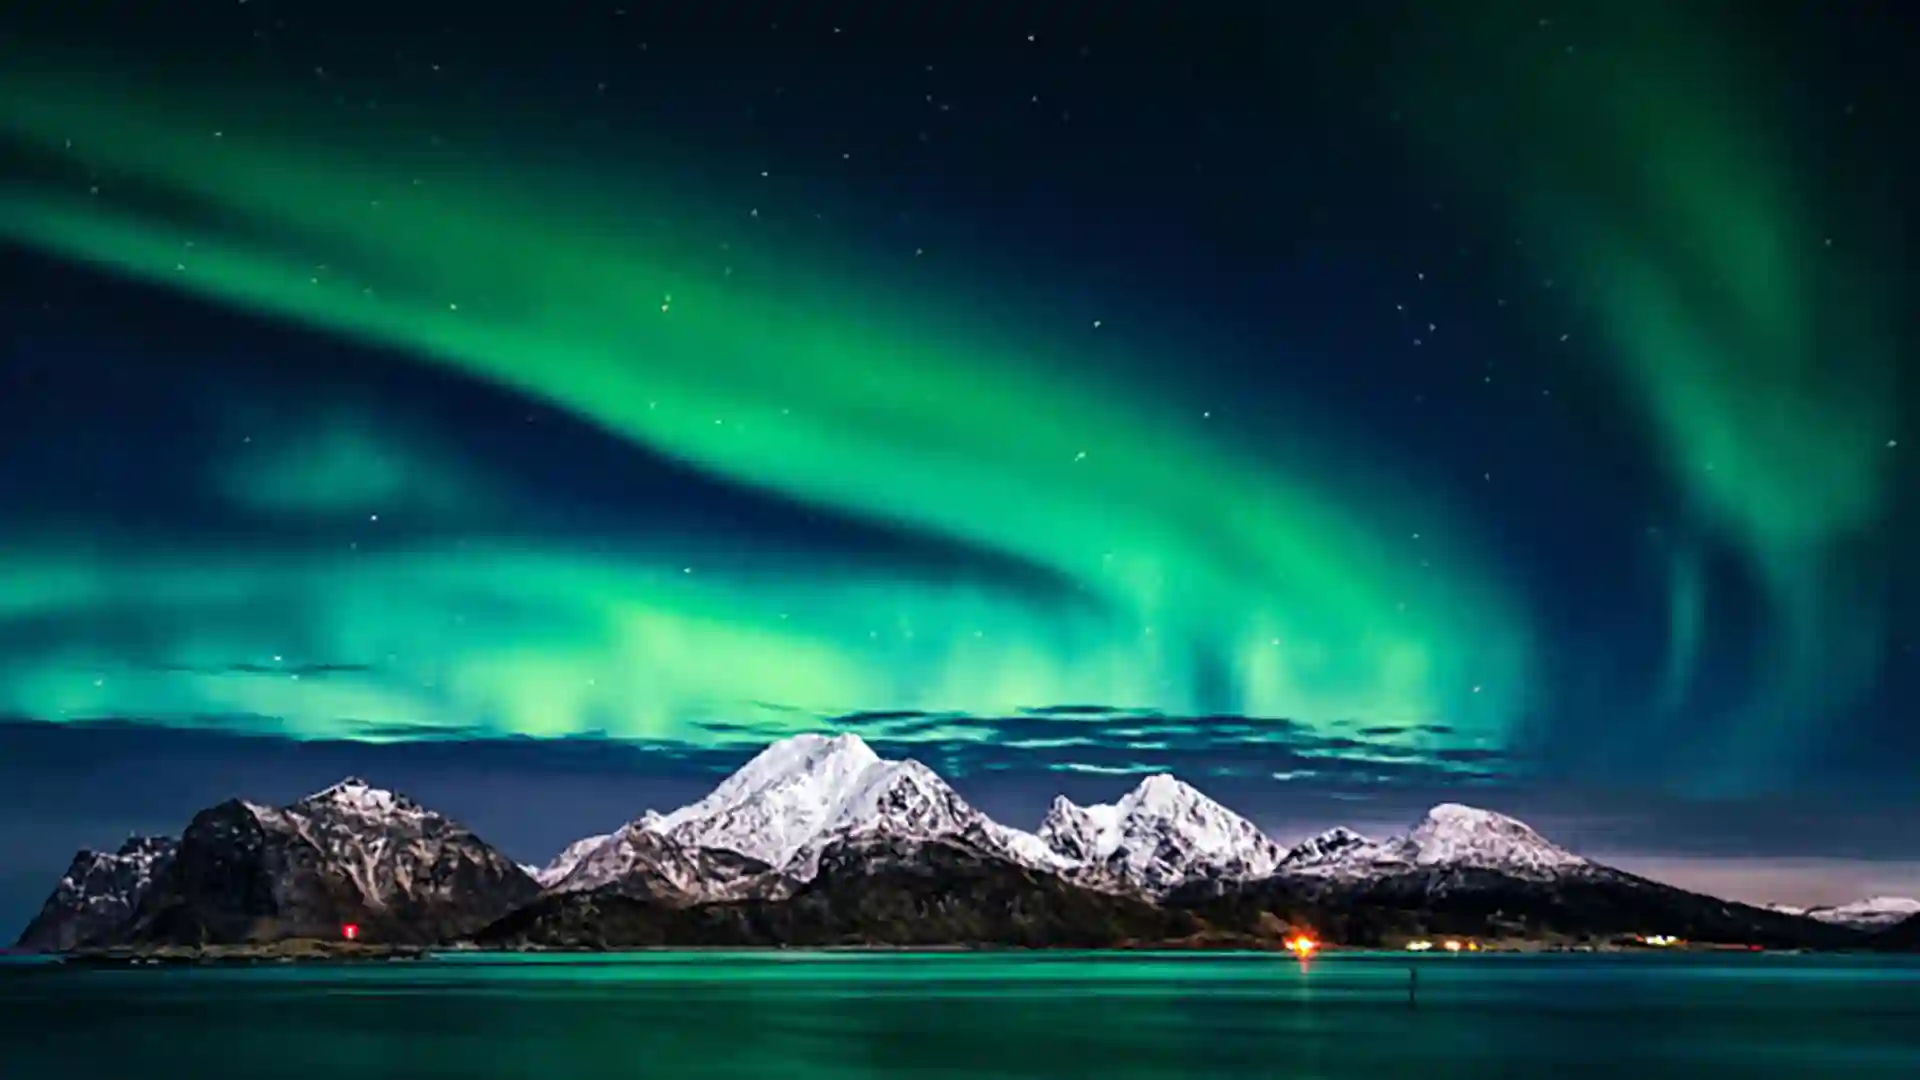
[532,833,615,888]
[1801,896,1920,930]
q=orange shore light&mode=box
[1285,935,1319,956]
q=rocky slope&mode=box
[1872,911,1920,950]
[13,836,177,951]
[542,822,783,903]
[475,834,1224,950]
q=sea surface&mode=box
[4,951,1917,1078]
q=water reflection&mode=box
[3,953,1918,1079]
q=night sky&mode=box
[1,1,1914,930]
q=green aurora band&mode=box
[1392,8,1902,790]
[0,59,1531,761]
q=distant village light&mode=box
[1443,939,1463,953]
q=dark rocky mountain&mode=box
[14,836,177,951]
[474,835,1230,949]
[1172,864,1868,949]
[20,779,540,949]
[1872,912,1920,951]
[1172,801,1866,950]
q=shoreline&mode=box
[22,939,1861,968]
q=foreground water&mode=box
[4,951,1917,1078]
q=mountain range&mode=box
[15,732,1916,953]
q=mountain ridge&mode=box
[15,733,1887,953]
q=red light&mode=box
[341,923,359,941]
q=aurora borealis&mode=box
[1386,3,1909,794]
[0,14,1536,750]
[0,2,1914,912]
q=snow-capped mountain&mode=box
[1782,897,1920,930]
[543,740,1285,901]
[254,777,529,911]
[543,733,1063,897]
[1394,803,1589,875]
[1277,803,1589,881]
[648,733,924,868]
[1038,774,1285,895]
[13,836,178,951]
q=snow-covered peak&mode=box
[775,757,993,877]
[672,733,880,821]
[299,777,417,818]
[532,832,615,888]
[1395,803,1587,874]
[15,835,181,951]
[1276,804,1590,882]
[1037,795,1110,862]
[639,731,1042,876]
[62,836,177,894]
[1038,774,1283,893]
[831,758,957,829]
[1801,896,1920,930]
[1127,773,1189,808]
[1278,826,1376,869]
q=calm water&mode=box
[4,951,1918,1078]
